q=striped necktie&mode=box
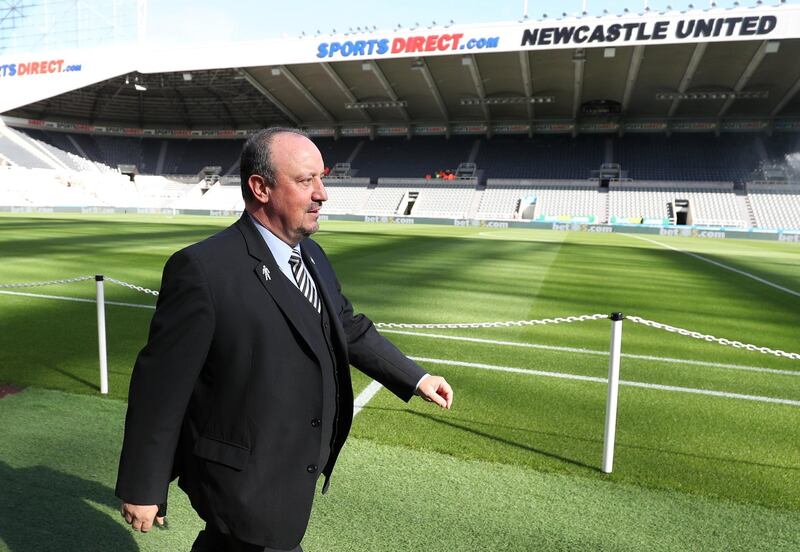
[289,248,321,314]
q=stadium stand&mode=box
[350,136,475,178]
[478,180,599,220]
[2,126,799,232]
[747,182,800,230]
[608,181,745,227]
[322,179,372,214]
[476,135,606,179]
[614,134,760,183]
[314,138,361,170]
[0,128,57,170]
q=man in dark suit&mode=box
[116,127,453,551]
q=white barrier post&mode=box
[95,275,109,395]
[602,312,624,473]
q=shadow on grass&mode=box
[615,440,800,472]
[0,460,138,551]
[52,366,101,391]
[364,406,599,471]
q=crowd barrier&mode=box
[1,274,798,474]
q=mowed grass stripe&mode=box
[1,214,799,513]
[627,233,800,298]
[1,388,798,552]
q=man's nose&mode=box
[313,178,328,202]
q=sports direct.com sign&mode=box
[317,33,500,59]
[0,58,82,78]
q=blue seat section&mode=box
[351,136,475,177]
[314,137,361,168]
[20,129,82,157]
[614,134,759,182]
[10,128,792,181]
[171,139,244,174]
[476,135,606,179]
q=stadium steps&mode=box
[597,187,610,223]
[347,140,365,165]
[156,141,169,174]
[467,138,481,164]
[466,188,484,219]
[735,190,756,228]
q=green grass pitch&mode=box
[0,213,798,551]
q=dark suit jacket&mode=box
[116,213,426,549]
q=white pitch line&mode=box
[409,356,800,407]
[0,289,156,309]
[626,234,800,298]
[353,380,383,417]
[380,329,799,377]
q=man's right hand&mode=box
[120,502,165,532]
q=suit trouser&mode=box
[191,527,303,552]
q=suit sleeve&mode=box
[314,251,425,402]
[116,248,215,505]
[342,301,426,402]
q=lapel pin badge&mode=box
[262,265,271,281]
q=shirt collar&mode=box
[248,213,299,268]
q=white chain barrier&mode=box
[105,277,160,297]
[627,316,800,361]
[374,313,609,330]
[2,276,798,361]
[0,275,94,288]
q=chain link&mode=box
[627,316,800,360]
[375,313,609,330]
[0,275,95,289]
[105,277,160,297]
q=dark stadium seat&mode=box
[476,135,605,179]
[350,136,475,178]
[614,134,760,183]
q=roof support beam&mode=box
[363,61,409,121]
[718,40,769,119]
[172,88,195,128]
[464,55,490,122]
[277,65,336,123]
[621,46,645,112]
[320,63,371,122]
[770,74,800,118]
[413,58,449,122]
[668,42,707,117]
[138,92,144,129]
[92,81,128,124]
[206,87,238,129]
[238,68,301,126]
[572,49,586,127]
[518,51,533,121]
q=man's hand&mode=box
[415,375,453,409]
[120,502,164,532]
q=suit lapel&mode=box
[236,214,323,363]
[301,245,349,364]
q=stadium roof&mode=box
[2,5,800,134]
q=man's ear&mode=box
[248,175,270,204]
